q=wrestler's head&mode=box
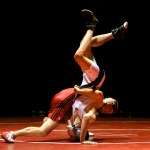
[99,97,118,114]
[67,124,89,142]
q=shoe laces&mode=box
[8,131,15,141]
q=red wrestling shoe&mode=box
[1,131,16,143]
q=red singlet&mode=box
[48,88,75,122]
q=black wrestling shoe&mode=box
[81,9,98,29]
[111,21,128,39]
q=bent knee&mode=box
[74,49,84,61]
[38,130,49,137]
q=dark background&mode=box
[0,0,150,117]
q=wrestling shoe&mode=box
[81,9,98,29]
[89,132,94,136]
[1,131,16,143]
[111,21,128,39]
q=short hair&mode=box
[100,97,118,114]
[112,100,118,114]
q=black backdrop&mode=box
[0,0,150,117]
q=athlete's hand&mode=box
[74,85,80,93]
[82,140,97,144]
[43,117,48,122]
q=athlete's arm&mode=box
[74,85,104,100]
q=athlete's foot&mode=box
[1,131,16,143]
[111,21,128,39]
[81,9,98,29]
